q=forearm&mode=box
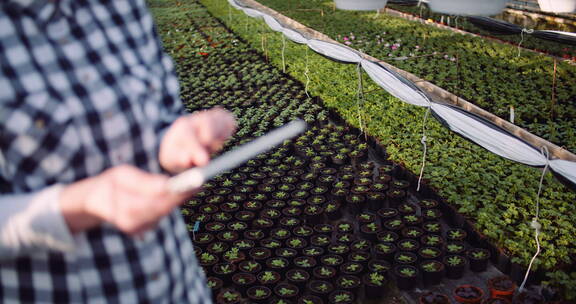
[0,185,76,258]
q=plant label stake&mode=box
[168,120,307,193]
[193,221,200,241]
[509,105,515,124]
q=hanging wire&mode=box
[519,146,549,292]
[304,47,311,98]
[518,28,534,57]
[281,35,286,73]
[417,107,431,192]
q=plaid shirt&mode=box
[0,0,210,302]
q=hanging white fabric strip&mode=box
[431,103,547,166]
[307,39,363,63]
[361,60,431,107]
[243,8,264,18]
[228,0,243,10]
[282,28,308,44]
[550,159,576,185]
[263,14,284,32]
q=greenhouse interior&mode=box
[149,0,576,303]
[0,0,576,304]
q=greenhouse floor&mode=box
[150,0,542,303]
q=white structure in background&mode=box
[334,0,389,11]
[428,0,508,15]
[538,0,576,12]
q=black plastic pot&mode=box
[394,265,418,290]
[420,260,445,286]
[443,255,467,280]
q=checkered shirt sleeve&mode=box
[0,0,211,302]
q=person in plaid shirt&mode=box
[0,0,236,302]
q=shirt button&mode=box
[35,119,45,129]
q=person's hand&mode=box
[159,108,237,173]
[60,165,194,236]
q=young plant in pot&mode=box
[467,248,491,272]
[363,272,386,300]
[311,235,331,248]
[453,285,484,304]
[377,231,399,243]
[307,280,334,299]
[398,239,420,252]
[256,270,281,285]
[199,252,219,267]
[303,246,325,258]
[351,239,371,252]
[340,262,364,275]
[360,222,382,241]
[298,295,323,304]
[216,289,242,304]
[383,218,404,232]
[276,248,298,260]
[231,272,256,295]
[286,269,310,290]
[249,247,271,261]
[223,247,245,264]
[375,243,397,261]
[422,221,443,234]
[294,256,317,270]
[266,257,290,274]
[419,291,450,304]
[420,260,446,286]
[418,246,443,261]
[394,265,418,290]
[447,228,468,242]
[446,242,467,255]
[239,260,262,274]
[246,286,272,303]
[212,263,237,285]
[328,290,355,304]
[394,251,418,266]
[487,275,516,300]
[274,283,300,300]
[443,255,467,280]
[335,275,361,293]
[206,277,223,293]
[313,265,337,281]
[321,255,344,268]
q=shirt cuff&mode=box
[0,184,76,257]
